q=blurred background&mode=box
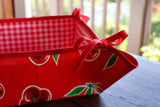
[0,0,160,61]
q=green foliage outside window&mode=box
[140,12,160,61]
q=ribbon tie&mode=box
[74,30,128,72]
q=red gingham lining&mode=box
[75,18,98,39]
[0,10,98,56]
[74,17,98,47]
[0,16,75,54]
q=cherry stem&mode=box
[32,97,36,103]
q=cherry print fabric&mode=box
[0,8,138,106]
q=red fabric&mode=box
[0,8,138,106]
[80,14,90,23]
[0,16,75,54]
[74,30,128,72]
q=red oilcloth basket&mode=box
[0,8,138,106]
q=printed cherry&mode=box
[19,85,52,105]
[29,55,50,66]
[0,83,5,99]
[38,90,51,102]
[0,86,3,97]
[85,49,100,61]
[23,86,41,103]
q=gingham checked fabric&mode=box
[75,19,97,39]
[74,18,98,48]
[0,17,75,53]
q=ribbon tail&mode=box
[73,39,99,73]
[105,30,128,46]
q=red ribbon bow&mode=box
[74,30,128,72]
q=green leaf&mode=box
[105,54,118,68]
[52,54,59,65]
[92,88,98,94]
[94,86,103,92]
[65,86,86,96]
[85,87,92,95]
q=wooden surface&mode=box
[114,0,121,33]
[0,0,3,18]
[127,0,147,55]
[14,0,25,18]
[101,0,108,39]
[2,0,14,18]
[20,55,160,107]
[0,0,14,19]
